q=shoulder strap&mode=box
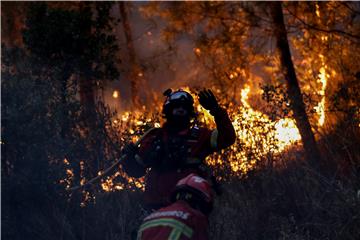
[189,125,200,139]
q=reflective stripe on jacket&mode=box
[137,200,208,240]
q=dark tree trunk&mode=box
[78,2,95,114]
[79,77,95,110]
[1,2,27,47]
[78,75,97,133]
[270,2,322,169]
[119,2,141,108]
[60,67,71,138]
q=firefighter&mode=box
[137,174,213,240]
[122,88,235,210]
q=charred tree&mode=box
[24,2,119,121]
[119,2,141,108]
[78,3,95,115]
[270,2,322,168]
[79,75,96,122]
[1,2,27,47]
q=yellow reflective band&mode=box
[210,129,218,149]
[138,218,193,240]
[169,229,182,240]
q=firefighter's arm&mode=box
[210,106,236,149]
[198,89,236,150]
[122,128,159,178]
[122,143,146,178]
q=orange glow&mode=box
[315,3,321,17]
[111,86,301,186]
[65,85,304,192]
[313,38,330,126]
[315,65,327,126]
[66,169,74,177]
[63,158,70,165]
[240,86,300,151]
[112,90,119,98]
[194,48,201,56]
[314,6,331,127]
[274,118,301,148]
[198,85,301,173]
[62,159,75,190]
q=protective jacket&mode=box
[123,107,236,208]
[137,200,208,240]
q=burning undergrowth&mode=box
[61,85,305,206]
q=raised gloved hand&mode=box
[198,89,220,113]
[122,142,138,157]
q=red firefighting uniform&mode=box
[124,107,235,208]
[137,200,209,240]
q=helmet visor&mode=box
[169,91,192,101]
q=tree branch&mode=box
[340,2,360,15]
[285,6,360,41]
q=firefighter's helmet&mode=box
[171,174,214,214]
[162,89,195,119]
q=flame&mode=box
[112,90,119,98]
[315,4,321,18]
[63,158,70,165]
[239,86,300,151]
[314,5,330,127]
[315,64,327,126]
[101,177,114,192]
[203,85,301,173]
[61,159,74,190]
[240,86,251,107]
[61,5,338,196]
[64,85,303,193]
[114,86,301,183]
[66,169,74,177]
[274,118,301,148]
[194,48,201,56]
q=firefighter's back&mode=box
[137,200,208,240]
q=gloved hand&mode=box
[198,89,220,113]
[123,142,138,157]
[122,142,145,178]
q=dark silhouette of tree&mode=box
[270,2,322,168]
[1,2,28,47]
[119,2,141,108]
[283,2,360,129]
[23,3,119,118]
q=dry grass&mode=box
[3,124,360,240]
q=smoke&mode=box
[106,2,210,111]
